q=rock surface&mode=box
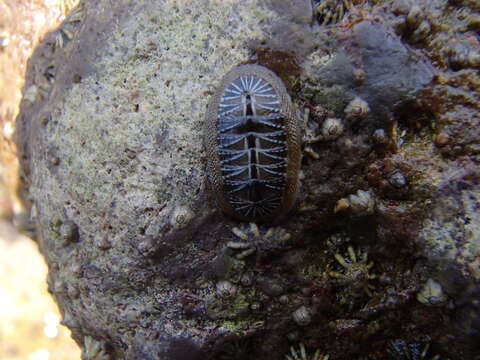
[16,0,480,359]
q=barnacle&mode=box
[401,5,432,43]
[65,1,83,20]
[416,278,447,306]
[388,170,407,189]
[334,189,375,215]
[301,106,343,158]
[321,117,344,140]
[44,65,56,83]
[344,96,370,120]
[329,245,376,297]
[333,198,350,213]
[373,129,389,145]
[216,280,238,298]
[227,223,291,260]
[60,0,81,15]
[406,6,424,30]
[302,107,322,159]
[55,2,84,49]
[215,336,255,360]
[59,220,79,244]
[169,205,194,229]
[285,343,329,360]
[227,223,259,260]
[23,85,40,105]
[348,189,375,216]
[313,0,352,26]
[448,42,480,70]
[410,20,431,43]
[292,306,312,326]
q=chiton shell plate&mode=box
[204,64,301,222]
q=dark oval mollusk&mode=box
[204,64,301,223]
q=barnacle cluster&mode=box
[302,96,369,160]
[390,4,432,43]
[23,1,85,106]
[208,224,293,321]
[329,245,376,299]
[405,5,431,43]
[285,343,329,360]
[313,0,352,26]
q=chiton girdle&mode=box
[204,64,301,222]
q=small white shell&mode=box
[292,305,312,326]
[348,190,375,215]
[23,85,40,105]
[417,278,447,306]
[322,118,344,140]
[344,97,370,120]
[170,205,194,229]
[388,170,407,189]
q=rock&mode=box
[17,0,290,358]
[419,167,480,296]
[302,20,435,128]
[15,0,480,359]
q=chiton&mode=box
[204,64,301,222]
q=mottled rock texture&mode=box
[16,0,480,359]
